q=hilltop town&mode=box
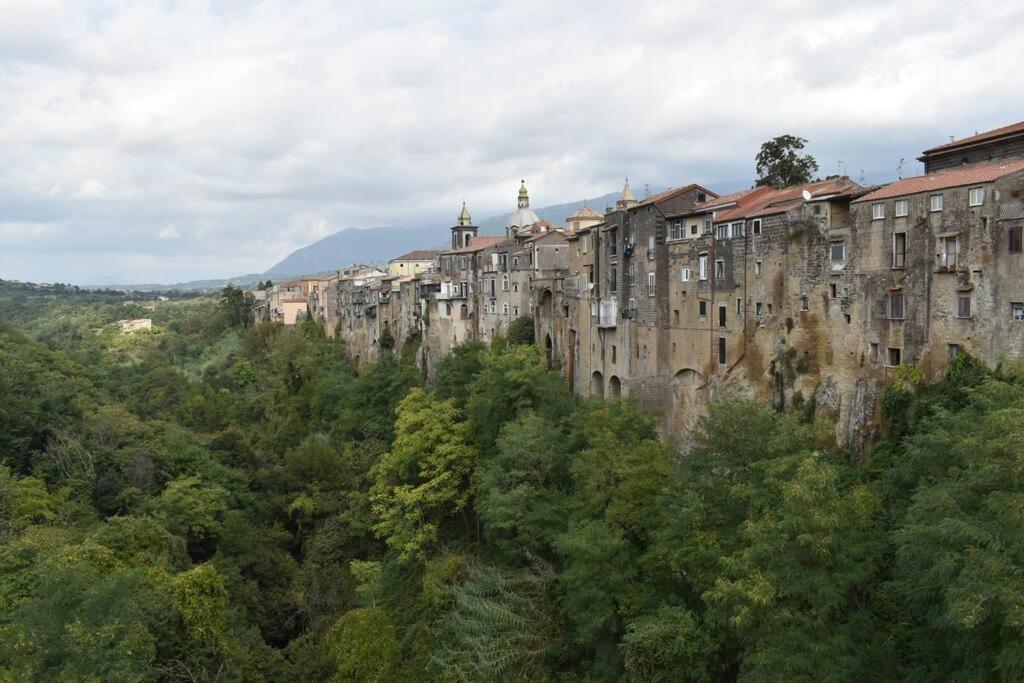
[252,120,1024,457]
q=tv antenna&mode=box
[897,158,905,179]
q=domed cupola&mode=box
[506,179,541,237]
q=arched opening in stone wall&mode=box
[591,371,604,397]
[545,333,553,367]
[608,375,622,399]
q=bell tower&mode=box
[451,202,477,249]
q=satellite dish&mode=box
[801,189,812,202]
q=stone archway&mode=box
[608,375,622,399]
[591,371,604,397]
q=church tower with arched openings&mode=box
[451,202,477,249]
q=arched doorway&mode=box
[608,375,622,399]
[591,371,604,397]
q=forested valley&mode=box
[3,286,1024,682]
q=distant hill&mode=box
[263,192,622,279]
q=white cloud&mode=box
[157,224,180,239]
[1,0,1023,283]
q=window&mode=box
[647,272,655,296]
[502,273,509,290]
[755,301,763,317]
[690,223,698,236]
[716,224,728,240]
[699,300,707,318]
[703,217,712,235]
[718,337,727,365]
[948,344,960,360]
[502,303,509,315]
[611,345,616,363]
[674,309,680,324]
[730,222,745,238]
[628,264,636,286]
[1009,226,1023,253]
[957,294,971,318]
[609,231,617,256]
[715,259,725,280]
[718,304,727,328]
[698,254,708,280]
[829,283,837,299]
[581,235,588,253]
[1013,302,1024,320]
[736,297,742,315]
[940,236,959,270]
[698,191,706,202]
[610,267,617,292]
[514,306,519,316]
[930,193,943,212]
[629,297,637,313]
[892,232,907,269]
[648,235,656,258]
[887,347,902,367]
[670,221,683,240]
[895,199,909,217]
[830,242,845,265]
[752,219,762,235]
[681,267,691,282]
[801,295,809,311]
[872,203,885,220]
[755,260,763,277]
[870,342,879,364]
[889,290,905,319]
[969,187,985,207]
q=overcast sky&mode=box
[2,0,1023,284]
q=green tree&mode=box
[370,388,478,562]
[507,315,536,345]
[755,135,819,189]
[219,284,251,327]
[324,607,399,682]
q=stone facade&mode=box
[251,122,1024,456]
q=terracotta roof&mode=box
[635,183,718,208]
[854,159,1024,203]
[696,186,771,211]
[522,228,567,243]
[441,236,506,255]
[921,120,1024,156]
[710,178,861,222]
[391,249,440,261]
[568,205,602,220]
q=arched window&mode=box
[502,303,509,315]
[502,273,509,290]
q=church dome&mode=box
[506,179,540,232]
[506,206,541,230]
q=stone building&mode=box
[252,118,1024,457]
[388,250,440,277]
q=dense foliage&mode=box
[3,290,1024,681]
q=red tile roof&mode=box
[441,236,506,255]
[854,159,1024,203]
[710,178,861,222]
[921,120,1024,155]
[391,249,440,261]
[635,183,718,208]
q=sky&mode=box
[2,0,1023,285]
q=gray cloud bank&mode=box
[1,0,1022,283]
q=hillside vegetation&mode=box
[2,290,1024,681]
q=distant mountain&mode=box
[263,226,442,277]
[263,192,623,279]
[84,274,264,293]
